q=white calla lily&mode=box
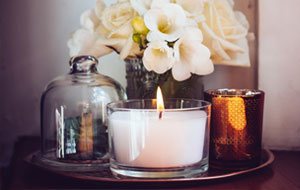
[172,28,214,81]
[144,3,187,42]
[143,41,175,74]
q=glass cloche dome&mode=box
[40,55,126,171]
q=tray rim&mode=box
[25,149,274,183]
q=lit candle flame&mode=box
[156,87,164,119]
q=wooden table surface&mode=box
[3,137,300,190]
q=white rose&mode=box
[172,0,206,17]
[172,27,214,81]
[68,9,112,57]
[143,41,175,74]
[144,3,187,42]
[95,0,141,59]
[130,0,153,15]
[200,0,250,66]
[80,9,99,32]
[130,0,171,15]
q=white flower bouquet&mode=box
[68,0,250,81]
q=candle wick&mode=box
[159,111,163,120]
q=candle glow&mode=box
[213,96,247,131]
[227,97,247,131]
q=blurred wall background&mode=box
[259,0,300,150]
[0,0,299,166]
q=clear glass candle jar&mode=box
[40,55,126,171]
[107,99,211,178]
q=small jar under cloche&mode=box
[40,55,126,171]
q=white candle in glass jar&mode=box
[109,110,207,168]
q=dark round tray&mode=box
[25,149,274,183]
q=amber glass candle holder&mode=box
[204,89,265,170]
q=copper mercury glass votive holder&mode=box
[204,89,265,170]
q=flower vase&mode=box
[125,58,204,99]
